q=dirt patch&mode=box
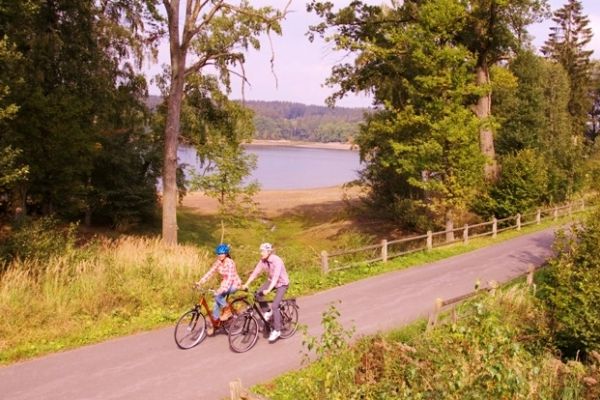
[181,185,364,218]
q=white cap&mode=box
[259,242,273,252]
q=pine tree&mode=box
[542,0,594,136]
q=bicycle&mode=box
[174,287,250,349]
[228,289,299,353]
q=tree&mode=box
[0,16,27,216]
[0,1,161,224]
[181,75,260,236]
[542,0,594,137]
[135,1,287,245]
[585,59,600,143]
[308,0,549,182]
[332,0,486,231]
[456,0,549,181]
[492,51,582,204]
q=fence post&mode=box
[426,230,433,251]
[553,207,558,221]
[463,224,469,244]
[320,250,329,274]
[492,217,497,238]
[526,264,535,287]
[381,239,388,263]
[427,297,444,331]
[516,213,521,231]
[489,280,498,296]
[536,209,541,224]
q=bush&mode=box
[0,216,77,265]
[538,209,600,359]
[256,286,596,399]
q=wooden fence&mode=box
[427,264,537,331]
[320,199,586,273]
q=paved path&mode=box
[0,228,557,400]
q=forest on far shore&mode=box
[148,96,367,143]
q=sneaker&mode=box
[220,308,233,321]
[263,310,273,321]
[268,330,281,342]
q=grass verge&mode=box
[0,208,588,365]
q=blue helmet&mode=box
[215,243,230,255]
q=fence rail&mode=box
[320,199,586,273]
[427,265,537,331]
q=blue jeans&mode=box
[213,288,236,319]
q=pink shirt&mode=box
[248,254,289,288]
[198,257,242,295]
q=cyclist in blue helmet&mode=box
[195,243,242,334]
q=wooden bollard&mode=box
[536,209,541,224]
[426,230,433,251]
[492,217,497,238]
[230,379,243,400]
[463,224,469,244]
[516,213,521,231]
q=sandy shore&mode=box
[182,185,363,217]
[247,139,358,151]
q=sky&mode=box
[145,0,600,108]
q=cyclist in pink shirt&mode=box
[242,242,289,342]
[196,243,242,334]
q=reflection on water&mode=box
[178,145,361,190]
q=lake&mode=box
[178,145,362,190]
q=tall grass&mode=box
[0,236,211,364]
[0,207,588,365]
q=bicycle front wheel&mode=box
[279,300,299,339]
[174,310,206,349]
[228,313,259,353]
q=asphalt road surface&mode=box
[0,227,557,400]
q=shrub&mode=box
[0,216,77,266]
[538,209,600,359]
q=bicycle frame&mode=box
[243,291,281,331]
[193,291,237,327]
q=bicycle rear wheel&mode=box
[279,300,299,339]
[174,310,206,349]
[228,313,259,353]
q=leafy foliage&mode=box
[257,286,599,399]
[538,208,600,358]
[0,216,77,266]
[0,1,160,228]
[311,0,485,229]
[474,149,549,218]
[178,76,260,227]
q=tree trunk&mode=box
[162,4,187,245]
[474,63,498,181]
[445,209,454,242]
